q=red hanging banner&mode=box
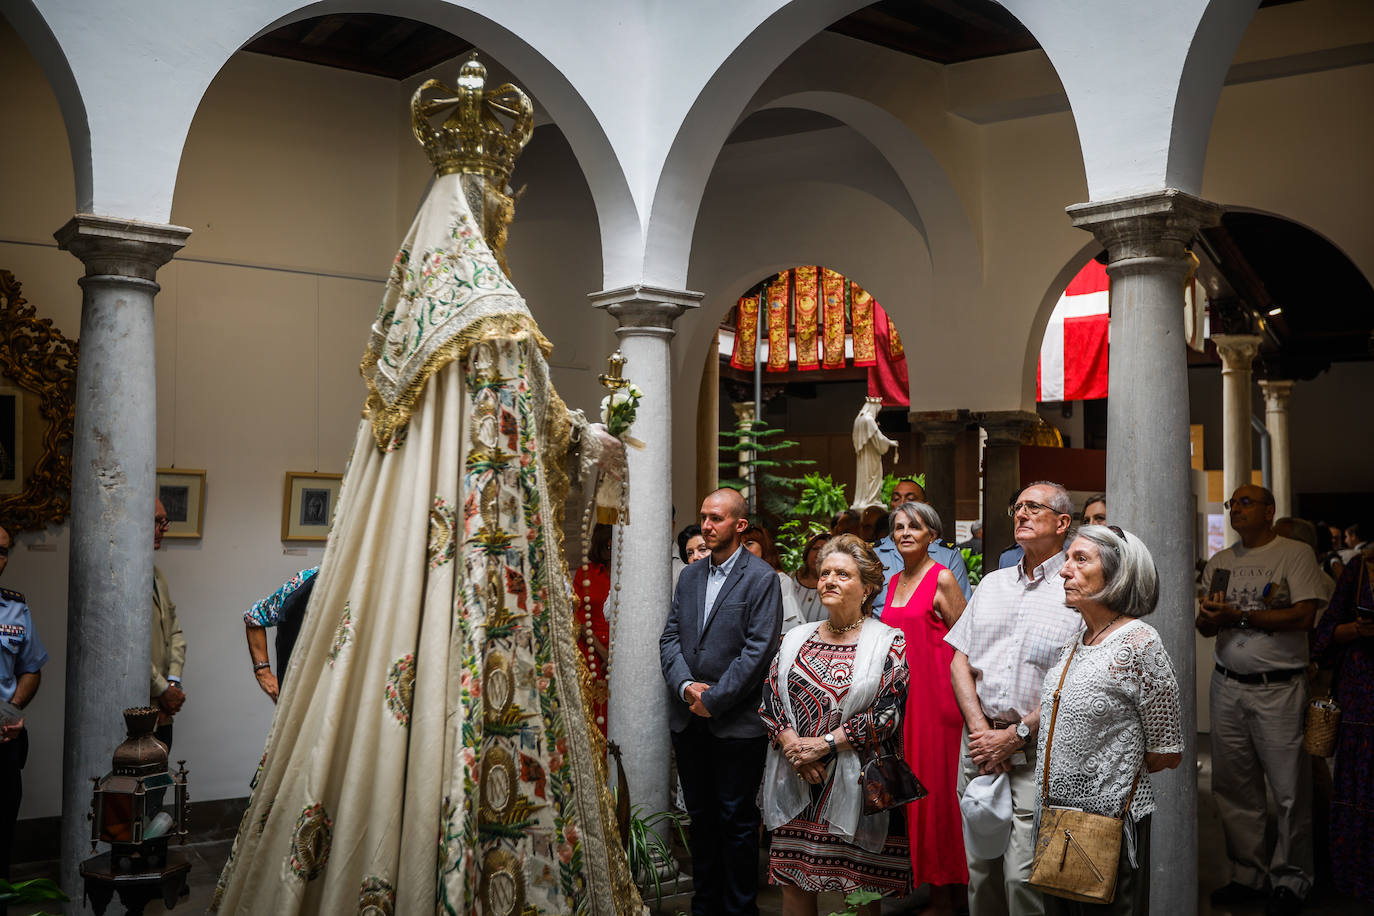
[851,281,877,366]
[730,294,759,370]
[793,266,820,370]
[867,305,910,407]
[766,272,791,372]
[820,267,847,369]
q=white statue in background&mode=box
[852,396,897,509]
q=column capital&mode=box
[1068,189,1222,263]
[588,284,703,339]
[730,401,756,425]
[973,409,1039,445]
[910,409,969,446]
[55,214,190,280]
[1212,333,1264,370]
[1258,377,1295,407]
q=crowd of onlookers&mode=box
[645,479,1371,916]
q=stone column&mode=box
[730,400,756,504]
[695,330,720,505]
[1069,190,1223,916]
[589,284,700,818]
[1258,378,1294,517]
[54,215,189,908]
[1212,334,1263,505]
[973,410,1037,564]
[910,410,965,536]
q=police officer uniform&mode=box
[0,585,48,878]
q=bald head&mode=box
[707,487,747,521]
[700,488,749,562]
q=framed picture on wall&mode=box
[156,468,207,539]
[282,471,343,542]
[0,387,24,496]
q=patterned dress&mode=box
[759,632,912,896]
[1311,560,1374,903]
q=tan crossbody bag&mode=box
[1028,641,1142,904]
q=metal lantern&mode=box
[598,350,629,390]
[88,706,189,871]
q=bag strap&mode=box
[1039,641,1078,804]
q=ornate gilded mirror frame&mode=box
[0,269,77,531]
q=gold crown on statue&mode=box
[411,53,534,184]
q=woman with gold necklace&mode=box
[879,501,967,915]
[1035,525,1183,915]
[759,534,912,916]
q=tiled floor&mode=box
[15,738,1366,914]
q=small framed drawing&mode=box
[156,468,207,539]
[282,471,343,542]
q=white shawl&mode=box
[761,618,900,852]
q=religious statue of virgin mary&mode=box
[212,57,641,915]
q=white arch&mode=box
[13,0,640,285]
[1001,0,1259,199]
[753,90,981,298]
[3,1,89,214]
[674,176,935,515]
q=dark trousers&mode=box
[0,727,29,880]
[155,721,173,751]
[672,719,767,916]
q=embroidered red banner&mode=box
[793,266,820,370]
[851,281,877,366]
[867,306,910,407]
[730,294,759,370]
[766,272,791,372]
[820,268,847,369]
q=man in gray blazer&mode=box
[660,487,782,916]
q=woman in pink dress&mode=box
[881,501,968,914]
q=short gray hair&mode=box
[891,500,942,540]
[1024,481,1074,517]
[1074,524,1159,618]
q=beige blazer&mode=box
[150,566,186,697]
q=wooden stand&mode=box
[79,851,190,915]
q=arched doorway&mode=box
[701,264,922,532]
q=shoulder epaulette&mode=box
[941,539,957,549]
[0,587,24,602]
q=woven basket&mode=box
[1304,699,1341,757]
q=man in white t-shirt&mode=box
[1198,485,1332,916]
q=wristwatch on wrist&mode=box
[1014,720,1030,745]
[824,733,837,756]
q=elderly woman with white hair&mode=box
[1036,525,1183,915]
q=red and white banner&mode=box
[1037,260,1110,402]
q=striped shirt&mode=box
[945,552,1082,722]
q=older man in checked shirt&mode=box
[945,481,1083,916]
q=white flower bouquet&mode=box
[600,382,643,440]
